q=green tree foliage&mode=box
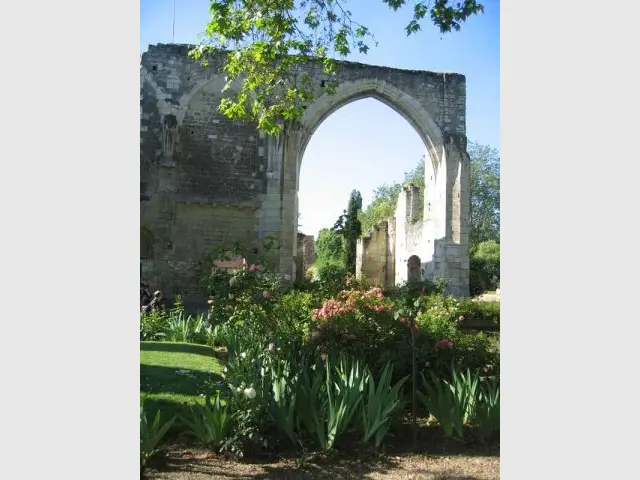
[332,190,362,273]
[312,228,348,285]
[469,239,500,295]
[468,141,500,245]
[344,190,363,273]
[315,227,347,266]
[190,1,484,135]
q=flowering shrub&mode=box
[311,287,393,321]
[205,260,288,337]
[407,294,500,377]
[217,336,272,456]
[308,287,404,373]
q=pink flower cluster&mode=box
[437,339,455,349]
[311,288,393,321]
[312,299,347,321]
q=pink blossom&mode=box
[438,339,455,349]
[249,264,258,272]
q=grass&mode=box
[140,341,224,431]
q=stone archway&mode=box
[272,78,470,295]
[140,45,470,301]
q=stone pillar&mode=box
[421,134,470,296]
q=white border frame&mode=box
[3,0,638,478]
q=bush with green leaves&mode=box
[267,352,407,451]
[456,298,500,329]
[140,397,176,469]
[308,287,406,374]
[269,291,318,345]
[410,295,499,376]
[181,393,231,450]
[418,367,499,443]
[140,306,215,344]
[313,260,348,294]
[470,240,500,296]
[470,375,500,444]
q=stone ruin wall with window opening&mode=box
[140,43,470,310]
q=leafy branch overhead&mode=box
[190,0,484,135]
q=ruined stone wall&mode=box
[394,185,426,285]
[295,234,315,281]
[140,43,470,306]
[356,221,394,287]
[140,45,265,307]
[301,235,315,276]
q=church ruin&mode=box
[140,44,470,308]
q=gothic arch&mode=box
[294,78,445,182]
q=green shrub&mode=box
[140,310,170,341]
[453,331,500,376]
[308,287,405,374]
[417,368,478,440]
[269,291,318,344]
[361,362,408,448]
[140,397,176,468]
[180,393,231,449]
[456,298,500,329]
[470,240,500,296]
[391,294,500,379]
[418,367,500,442]
[314,260,348,294]
[471,376,500,443]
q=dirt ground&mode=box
[146,445,499,480]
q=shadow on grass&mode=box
[141,364,223,398]
[140,342,216,357]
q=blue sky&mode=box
[141,0,499,237]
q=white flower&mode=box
[223,367,227,373]
[228,293,234,300]
[236,387,243,394]
[240,352,247,359]
[268,343,275,352]
[244,387,257,399]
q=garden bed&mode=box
[145,442,499,479]
[141,272,500,479]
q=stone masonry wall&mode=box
[356,221,394,287]
[301,235,315,275]
[295,233,315,281]
[141,43,470,306]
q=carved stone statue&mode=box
[162,114,178,163]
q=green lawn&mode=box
[140,342,224,429]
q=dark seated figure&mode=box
[142,290,165,315]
